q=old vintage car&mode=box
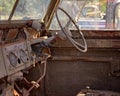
[0,0,120,96]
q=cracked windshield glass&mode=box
[0,0,50,20]
[50,0,108,30]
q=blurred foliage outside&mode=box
[0,0,50,20]
[0,0,106,16]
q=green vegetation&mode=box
[0,0,15,15]
[0,0,107,20]
[99,0,107,13]
[0,0,50,20]
[88,0,106,13]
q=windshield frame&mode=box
[6,0,60,29]
[8,0,19,21]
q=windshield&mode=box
[50,0,107,30]
[0,0,51,20]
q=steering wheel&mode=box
[55,7,87,52]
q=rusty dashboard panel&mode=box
[0,20,27,29]
[50,30,120,48]
[0,46,7,78]
[0,39,32,79]
[2,41,31,76]
[0,27,50,79]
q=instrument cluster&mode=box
[2,41,32,76]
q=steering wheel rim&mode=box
[55,7,87,52]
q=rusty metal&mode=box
[0,20,27,29]
[52,39,120,48]
[43,0,60,29]
[0,0,120,96]
[50,30,120,39]
[51,56,112,62]
[23,54,50,96]
[82,30,120,39]
[50,30,120,49]
[5,29,19,41]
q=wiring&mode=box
[23,54,50,96]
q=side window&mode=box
[50,0,107,30]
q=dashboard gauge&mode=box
[19,50,28,63]
[8,52,18,67]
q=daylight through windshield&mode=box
[50,0,107,30]
[0,0,51,20]
[0,0,15,20]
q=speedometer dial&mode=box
[19,50,28,63]
[8,52,18,67]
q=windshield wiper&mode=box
[8,0,19,21]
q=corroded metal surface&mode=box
[50,30,120,48]
[46,47,120,96]
[45,30,120,96]
[82,30,120,39]
[51,30,120,39]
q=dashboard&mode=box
[0,25,37,78]
[0,20,52,80]
[2,41,32,76]
[0,39,33,79]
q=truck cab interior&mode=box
[0,0,120,96]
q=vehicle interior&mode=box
[0,0,120,96]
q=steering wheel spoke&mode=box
[63,26,73,37]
